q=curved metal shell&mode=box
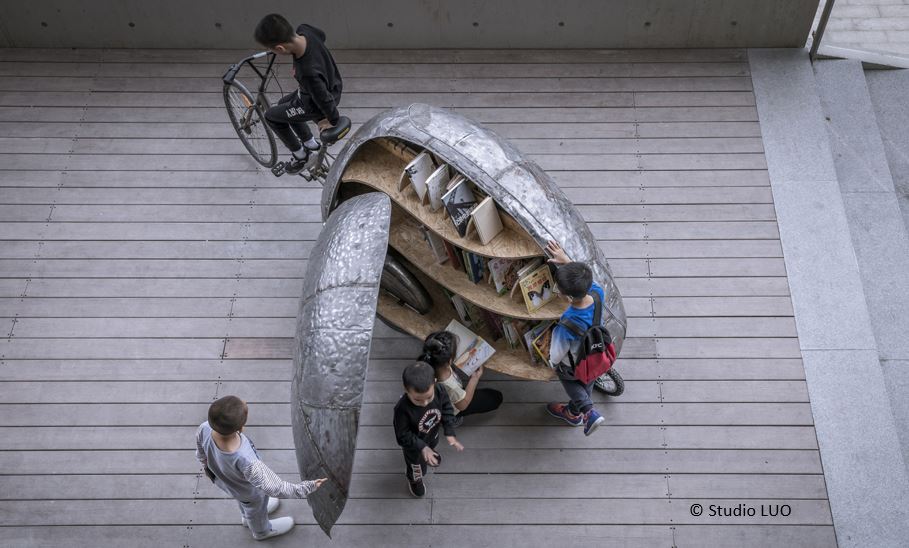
[291,192,391,536]
[324,103,627,349]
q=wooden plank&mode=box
[0,222,323,241]
[599,240,783,259]
[616,277,789,297]
[0,448,823,475]
[0,48,748,63]
[554,170,769,187]
[0,204,321,222]
[0,259,308,279]
[0,187,318,205]
[577,204,777,222]
[0,61,750,78]
[0,278,303,298]
[0,402,815,427]
[0,241,309,260]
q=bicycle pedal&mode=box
[271,162,287,177]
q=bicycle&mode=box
[222,51,351,182]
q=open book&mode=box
[444,319,496,376]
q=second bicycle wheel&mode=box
[223,81,277,168]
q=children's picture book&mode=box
[462,251,486,284]
[518,263,556,313]
[522,321,546,365]
[445,319,496,376]
[443,289,472,325]
[441,178,477,237]
[488,257,518,295]
[510,258,543,301]
[466,196,505,245]
[398,151,434,199]
[420,226,449,264]
[425,165,451,211]
[531,322,556,367]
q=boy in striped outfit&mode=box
[195,395,327,540]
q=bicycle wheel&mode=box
[593,368,625,396]
[223,80,277,167]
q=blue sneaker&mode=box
[583,408,605,436]
[546,402,583,426]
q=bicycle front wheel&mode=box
[223,81,277,168]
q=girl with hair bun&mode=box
[419,331,503,423]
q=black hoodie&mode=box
[393,385,457,453]
[292,23,343,124]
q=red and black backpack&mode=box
[559,290,617,384]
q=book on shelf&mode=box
[480,308,505,341]
[510,258,544,300]
[488,257,520,295]
[522,321,548,366]
[530,321,556,368]
[462,251,486,284]
[500,317,519,349]
[443,288,472,326]
[425,165,451,211]
[441,177,477,237]
[420,225,449,264]
[518,263,556,314]
[445,319,496,376]
[398,151,435,199]
[443,241,464,271]
[465,196,504,246]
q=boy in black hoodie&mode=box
[254,14,344,174]
[393,361,464,497]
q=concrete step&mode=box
[813,59,909,470]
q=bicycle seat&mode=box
[320,116,351,145]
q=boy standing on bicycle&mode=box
[255,14,343,174]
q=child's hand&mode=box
[447,436,464,451]
[421,446,440,466]
[317,118,333,131]
[471,365,484,380]
[311,478,329,491]
[545,240,570,265]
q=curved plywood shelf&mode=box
[377,265,556,381]
[388,206,563,321]
[341,140,542,260]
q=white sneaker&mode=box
[241,497,280,526]
[252,517,295,540]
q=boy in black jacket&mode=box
[254,14,343,174]
[393,361,464,497]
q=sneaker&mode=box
[303,139,321,152]
[407,478,426,498]
[546,402,583,426]
[252,516,294,540]
[284,151,310,174]
[241,497,279,526]
[583,408,605,436]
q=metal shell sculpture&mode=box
[293,104,626,535]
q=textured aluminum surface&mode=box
[291,192,391,536]
[323,103,627,348]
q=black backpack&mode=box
[559,290,617,384]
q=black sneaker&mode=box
[285,151,310,175]
[407,478,426,498]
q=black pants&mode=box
[458,388,504,417]
[264,90,341,153]
[403,434,439,483]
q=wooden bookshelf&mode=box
[388,205,564,321]
[341,140,542,260]
[342,138,560,381]
[377,265,556,381]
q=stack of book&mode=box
[399,150,505,246]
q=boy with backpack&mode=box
[254,14,343,174]
[544,241,617,436]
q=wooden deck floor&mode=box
[0,48,836,547]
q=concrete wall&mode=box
[0,0,819,49]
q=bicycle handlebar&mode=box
[222,51,272,84]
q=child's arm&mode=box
[438,388,464,451]
[242,459,324,499]
[549,325,573,368]
[194,424,207,466]
[303,74,340,127]
[393,404,426,453]
[545,240,571,265]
